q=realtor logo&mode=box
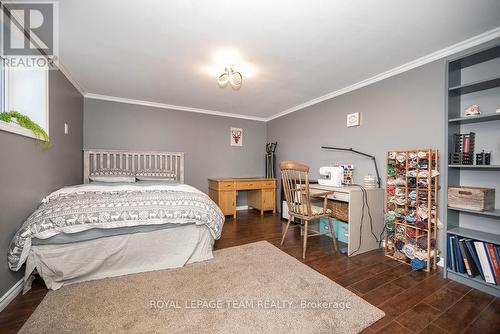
[1,1,58,67]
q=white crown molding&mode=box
[84,93,268,122]
[56,61,87,96]
[266,26,500,121]
[0,279,23,312]
[60,27,500,122]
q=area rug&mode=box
[20,241,384,333]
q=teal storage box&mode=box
[319,218,348,243]
[319,217,334,238]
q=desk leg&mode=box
[273,189,276,213]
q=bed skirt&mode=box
[25,224,214,290]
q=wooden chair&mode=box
[280,161,338,259]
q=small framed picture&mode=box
[346,112,360,127]
[230,127,243,146]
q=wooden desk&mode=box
[208,178,276,218]
[308,184,385,257]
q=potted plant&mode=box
[0,111,51,147]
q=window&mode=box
[0,59,49,139]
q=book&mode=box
[486,243,500,282]
[474,241,496,284]
[459,239,478,277]
[447,235,454,271]
[453,236,466,274]
[465,239,484,280]
[448,235,456,272]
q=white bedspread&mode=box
[9,182,225,271]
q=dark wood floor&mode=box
[1,210,499,333]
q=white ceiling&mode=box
[59,0,500,120]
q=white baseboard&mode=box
[236,205,249,211]
[0,279,23,312]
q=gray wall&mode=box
[267,60,446,186]
[0,70,84,296]
[83,99,267,203]
[267,38,500,254]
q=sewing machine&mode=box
[318,166,344,187]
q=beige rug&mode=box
[20,241,384,334]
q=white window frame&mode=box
[0,60,50,141]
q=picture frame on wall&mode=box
[346,112,360,127]
[231,127,243,146]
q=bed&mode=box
[8,149,225,290]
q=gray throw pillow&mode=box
[89,168,136,183]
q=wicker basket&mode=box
[328,200,349,222]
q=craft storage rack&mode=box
[384,149,439,272]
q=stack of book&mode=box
[447,235,500,285]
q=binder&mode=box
[453,236,466,274]
[474,241,496,284]
[486,243,500,282]
[465,239,484,280]
[448,235,456,272]
[459,239,478,277]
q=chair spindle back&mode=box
[280,161,312,217]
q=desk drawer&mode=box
[236,181,261,190]
[330,192,349,202]
[209,180,235,190]
[261,180,275,189]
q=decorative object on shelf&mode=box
[449,132,475,165]
[218,65,243,90]
[321,146,381,187]
[448,186,495,212]
[464,104,481,116]
[230,127,243,146]
[346,112,360,127]
[265,142,277,178]
[496,108,500,113]
[476,150,491,165]
[384,149,439,272]
[0,111,51,147]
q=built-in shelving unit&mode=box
[444,43,500,297]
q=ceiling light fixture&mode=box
[217,65,243,90]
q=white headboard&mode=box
[83,149,184,184]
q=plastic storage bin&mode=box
[319,218,348,243]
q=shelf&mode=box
[449,45,500,69]
[448,165,500,170]
[448,75,500,95]
[448,207,500,219]
[448,113,500,125]
[447,226,500,245]
[447,270,500,297]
